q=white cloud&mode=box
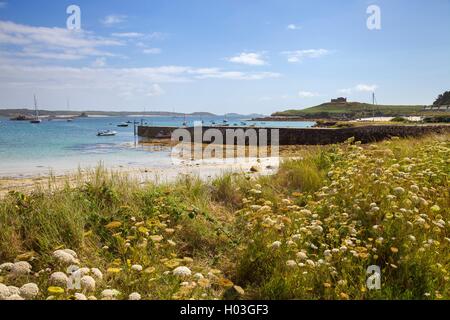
[355,84,378,92]
[0,20,122,61]
[147,84,164,97]
[282,49,329,63]
[111,32,144,38]
[298,91,319,98]
[142,48,161,54]
[0,64,281,101]
[339,84,378,94]
[287,24,301,30]
[0,2,7,9]
[227,52,267,66]
[101,15,127,26]
[92,57,106,68]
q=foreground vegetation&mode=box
[0,134,449,300]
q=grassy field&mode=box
[273,102,426,118]
[0,134,449,300]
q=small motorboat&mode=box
[117,123,129,127]
[97,130,117,137]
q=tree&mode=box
[433,90,450,106]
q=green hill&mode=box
[272,102,426,118]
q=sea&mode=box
[0,115,315,177]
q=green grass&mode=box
[273,102,426,118]
[0,134,448,300]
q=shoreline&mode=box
[0,155,280,197]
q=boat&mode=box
[30,95,42,124]
[117,123,129,127]
[97,130,117,137]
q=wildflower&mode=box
[47,286,65,295]
[6,294,24,300]
[19,283,39,299]
[390,247,399,253]
[0,262,14,272]
[10,261,32,276]
[129,292,142,300]
[340,246,348,252]
[101,289,120,300]
[150,235,164,242]
[393,187,405,196]
[74,293,87,300]
[198,278,211,288]
[53,250,79,265]
[88,296,97,300]
[8,286,20,296]
[292,234,301,241]
[408,235,417,242]
[62,249,78,258]
[131,264,143,272]
[105,221,122,229]
[173,266,192,277]
[306,260,316,267]
[271,241,282,249]
[233,285,245,296]
[218,278,234,288]
[107,268,122,276]
[286,260,297,268]
[410,185,419,193]
[49,272,69,287]
[0,283,10,300]
[80,276,96,292]
[91,268,103,280]
[430,205,441,212]
[340,292,349,300]
[193,273,204,280]
[323,283,332,288]
[167,240,177,246]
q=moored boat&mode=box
[97,130,117,137]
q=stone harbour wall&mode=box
[137,125,450,145]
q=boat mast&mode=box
[34,94,39,119]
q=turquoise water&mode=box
[0,116,315,177]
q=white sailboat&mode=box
[30,95,42,124]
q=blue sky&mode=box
[0,0,449,114]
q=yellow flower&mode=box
[164,259,181,269]
[107,267,122,274]
[340,292,349,300]
[105,221,122,229]
[48,286,65,294]
[390,247,399,253]
[198,278,211,288]
[144,267,156,274]
[218,278,234,288]
[137,226,149,234]
[323,282,332,288]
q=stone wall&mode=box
[138,125,450,145]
